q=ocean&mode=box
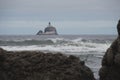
[0,35,117,79]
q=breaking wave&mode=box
[0,38,111,55]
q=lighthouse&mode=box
[36,22,58,35]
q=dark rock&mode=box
[114,54,120,66]
[99,20,120,80]
[99,66,109,79]
[36,30,43,35]
[117,20,120,35]
[0,48,6,64]
[0,48,95,80]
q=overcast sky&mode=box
[0,0,120,35]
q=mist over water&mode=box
[0,35,117,79]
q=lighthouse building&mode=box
[36,22,58,35]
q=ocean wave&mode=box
[0,42,110,54]
[0,37,111,54]
[0,40,54,46]
[0,37,112,44]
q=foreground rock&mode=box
[99,20,120,80]
[0,48,95,80]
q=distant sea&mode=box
[0,35,117,79]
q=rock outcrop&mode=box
[99,20,120,80]
[36,22,58,35]
[0,48,95,80]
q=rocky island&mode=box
[36,22,58,35]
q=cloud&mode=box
[0,0,119,34]
[0,0,120,15]
[0,0,120,22]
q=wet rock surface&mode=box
[0,48,95,80]
[99,20,120,80]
